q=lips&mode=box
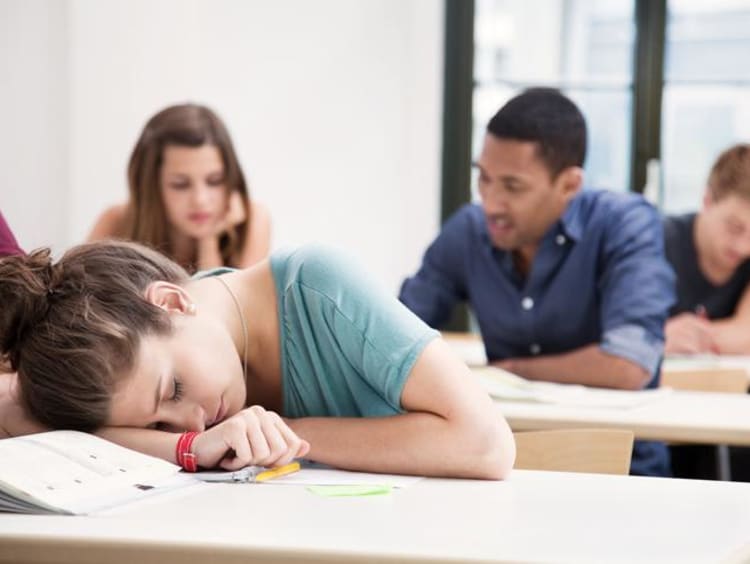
[487,216,513,237]
[188,212,212,224]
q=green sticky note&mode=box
[306,484,392,497]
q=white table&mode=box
[495,388,750,446]
[1,470,750,564]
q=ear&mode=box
[144,281,196,315]
[703,187,714,210]
[555,166,583,204]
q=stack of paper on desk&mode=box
[474,366,672,409]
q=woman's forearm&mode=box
[288,410,514,479]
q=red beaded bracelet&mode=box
[176,431,199,472]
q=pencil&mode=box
[255,461,301,483]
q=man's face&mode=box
[701,192,750,273]
[475,134,581,252]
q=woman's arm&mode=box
[288,338,516,479]
[87,204,128,241]
[98,405,308,469]
[196,196,271,270]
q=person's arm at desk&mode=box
[289,339,516,480]
[498,199,671,391]
[494,344,649,390]
[705,284,750,354]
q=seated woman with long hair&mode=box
[89,103,270,272]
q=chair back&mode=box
[513,428,634,475]
[661,368,748,394]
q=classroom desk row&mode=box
[493,387,750,446]
[2,469,750,564]
[444,332,750,446]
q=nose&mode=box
[158,403,205,433]
[190,184,212,207]
[478,183,507,207]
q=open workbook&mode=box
[0,431,422,515]
[0,430,200,515]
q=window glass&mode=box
[473,0,635,197]
[661,0,750,212]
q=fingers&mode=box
[665,314,717,354]
[196,405,308,471]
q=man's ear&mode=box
[703,187,714,210]
[144,281,196,315]
[556,166,583,203]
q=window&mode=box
[472,0,635,197]
[661,0,750,212]
[446,0,750,217]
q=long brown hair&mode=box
[0,241,188,431]
[124,103,251,270]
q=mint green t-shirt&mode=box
[269,245,438,418]
[195,246,438,418]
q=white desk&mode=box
[1,470,750,564]
[495,389,750,446]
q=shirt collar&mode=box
[558,192,584,242]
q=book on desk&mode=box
[0,430,306,515]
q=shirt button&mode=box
[530,343,541,355]
[556,234,566,245]
[521,297,534,310]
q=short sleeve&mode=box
[273,246,439,416]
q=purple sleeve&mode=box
[0,211,23,256]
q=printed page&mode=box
[0,430,180,513]
[475,366,672,409]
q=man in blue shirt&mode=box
[400,88,675,476]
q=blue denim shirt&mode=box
[400,189,676,476]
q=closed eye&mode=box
[171,377,184,402]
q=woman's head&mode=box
[0,241,188,431]
[125,104,249,267]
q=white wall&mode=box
[0,0,69,254]
[0,0,444,292]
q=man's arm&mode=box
[499,199,673,390]
[665,312,717,354]
[709,283,750,353]
[399,209,471,328]
[289,338,516,479]
[495,344,649,390]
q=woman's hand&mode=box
[212,191,246,238]
[191,405,309,470]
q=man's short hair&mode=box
[708,144,750,201]
[487,88,587,179]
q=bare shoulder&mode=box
[236,198,272,267]
[88,203,129,241]
[249,199,271,225]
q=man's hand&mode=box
[665,313,718,354]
